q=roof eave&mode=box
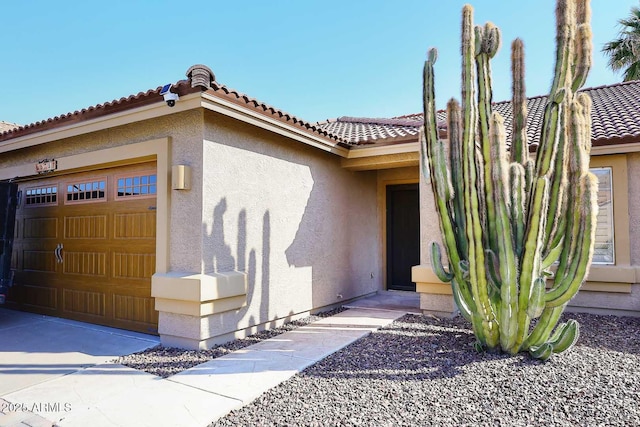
[201,91,349,157]
[0,92,203,155]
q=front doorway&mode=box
[386,184,420,291]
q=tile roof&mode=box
[317,117,421,144]
[2,63,639,151]
[320,80,640,147]
[0,64,343,147]
[0,80,202,142]
[0,121,18,132]
[204,82,342,145]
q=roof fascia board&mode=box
[343,140,640,160]
[201,92,349,157]
[0,93,202,154]
[592,142,640,155]
[346,141,420,159]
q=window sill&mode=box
[581,265,640,294]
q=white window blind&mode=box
[590,167,614,264]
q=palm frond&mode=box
[602,5,640,80]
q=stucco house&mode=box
[0,64,638,350]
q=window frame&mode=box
[23,184,59,207]
[64,177,108,205]
[587,154,632,277]
[590,166,615,265]
[114,170,157,201]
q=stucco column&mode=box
[412,135,456,317]
[150,134,249,349]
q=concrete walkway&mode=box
[0,300,414,427]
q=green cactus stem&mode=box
[421,0,597,360]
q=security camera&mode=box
[160,83,179,107]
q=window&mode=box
[25,185,58,206]
[591,167,614,264]
[116,173,156,199]
[66,179,106,203]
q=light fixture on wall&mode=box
[172,165,191,190]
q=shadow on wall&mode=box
[285,167,380,309]
[202,197,270,329]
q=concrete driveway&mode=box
[0,307,159,396]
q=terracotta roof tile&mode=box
[2,64,639,151]
[204,82,342,145]
[0,121,18,132]
[320,80,640,147]
[0,64,344,147]
[318,114,447,145]
[0,80,201,142]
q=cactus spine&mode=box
[422,0,597,360]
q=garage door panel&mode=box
[112,252,155,280]
[10,162,158,334]
[62,251,107,277]
[114,211,156,239]
[63,288,105,317]
[22,285,57,311]
[113,294,156,325]
[22,249,57,273]
[64,215,107,239]
[23,217,58,239]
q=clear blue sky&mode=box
[1,0,636,126]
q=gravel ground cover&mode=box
[116,307,345,378]
[210,312,640,427]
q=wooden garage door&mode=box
[9,162,158,334]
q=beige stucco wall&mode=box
[628,152,640,266]
[417,166,445,267]
[0,110,201,171]
[171,110,382,344]
[1,107,383,347]
[0,110,205,275]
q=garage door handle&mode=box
[54,243,63,264]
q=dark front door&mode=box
[386,184,420,291]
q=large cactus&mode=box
[422,0,598,360]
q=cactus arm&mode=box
[535,0,575,180]
[543,102,569,252]
[476,23,500,257]
[510,38,529,166]
[514,177,550,350]
[529,343,554,361]
[545,173,598,307]
[571,0,592,91]
[522,304,566,349]
[545,93,596,306]
[541,237,564,270]
[422,50,465,283]
[549,319,580,353]
[488,112,519,352]
[447,98,468,259]
[526,278,546,319]
[452,278,474,322]
[431,242,454,282]
[460,6,499,348]
[549,0,576,97]
[509,163,526,258]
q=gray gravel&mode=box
[116,308,346,378]
[210,312,640,427]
